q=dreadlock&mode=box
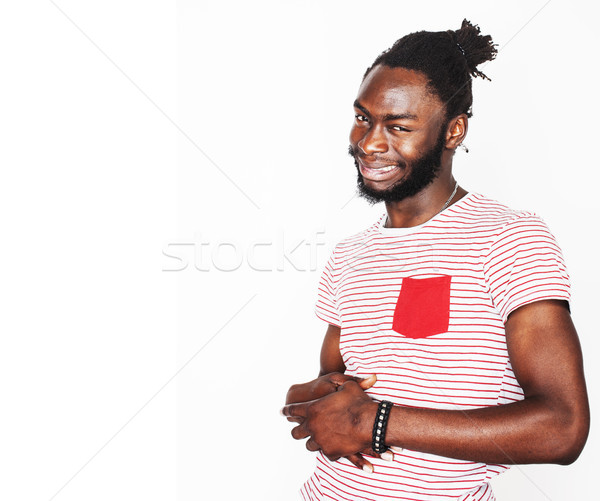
[364,19,497,119]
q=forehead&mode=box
[356,65,444,120]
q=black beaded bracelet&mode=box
[372,400,393,454]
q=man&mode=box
[281,19,589,501]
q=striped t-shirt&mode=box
[301,192,571,501]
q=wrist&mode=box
[359,400,379,450]
[372,400,393,453]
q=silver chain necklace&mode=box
[384,181,460,228]
[438,181,459,215]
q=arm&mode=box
[319,323,345,375]
[284,324,383,471]
[284,300,590,465]
[381,300,589,464]
[285,324,348,405]
[285,325,376,405]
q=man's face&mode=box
[349,65,449,204]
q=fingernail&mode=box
[389,446,403,454]
[381,451,394,461]
[279,407,285,416]
[362,464,374,474]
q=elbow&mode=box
[551,408,590,465]
[556,442,586,466]
[555,428,589,465]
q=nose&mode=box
[357,124,388,156]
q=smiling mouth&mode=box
[358,161,402,181]
[370,165,396,172]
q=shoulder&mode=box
[324,214,385,270]
[463,194,566,269]
[459,192,555,239]
[460,192,539,226]
[331,214,385,252]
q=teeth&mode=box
[373,165,395,172]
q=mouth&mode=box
[358,160,402,181]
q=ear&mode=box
[445,114,468,150]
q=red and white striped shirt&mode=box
[302,192,571,501]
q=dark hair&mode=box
[364,19,497,120]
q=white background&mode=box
[1,1,598,500]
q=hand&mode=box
[284,373,381,471]
[285,372,377,419]
[282,380,378,461]
[345,447,398,474]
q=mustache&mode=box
[347,145,402,166]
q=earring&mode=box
[459,143,469,153]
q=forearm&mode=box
[373,395,587,465]
[372,303,589,466]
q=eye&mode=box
[390,125,410,132]
[354,114,369,123]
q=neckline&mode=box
[377,191,475,235]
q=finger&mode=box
[346,453,374,474]
[280,402,308,419]
[291,423,310,440]
[286,416,303,424]
[306,438,320,452]
[362,447,394,462]
[328,372,351,387]
[357,374,377,390]
[337,379,356,390]
[329,373,377,390]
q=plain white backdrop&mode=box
[1,1,598,500]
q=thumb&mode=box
[358,374,377,390]
[328,372,354,387]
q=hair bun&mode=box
[452,19,497,81]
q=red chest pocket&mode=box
[392,275,451,339]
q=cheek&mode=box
[403,145,424,159]
[396,136,431,159]
[349,124,363,145]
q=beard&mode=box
[349,127,446,205]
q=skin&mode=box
[282,64,590,472]
[350,64,469,226]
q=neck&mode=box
[384,179,466,229]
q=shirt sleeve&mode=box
[483,214,571,323]
[315,247,341,327]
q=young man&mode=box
[281,20,589,501]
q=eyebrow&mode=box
[353,100,418,121]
